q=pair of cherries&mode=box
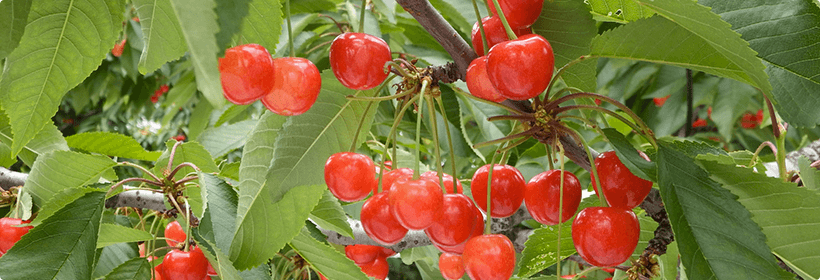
[344,245,396,279]
[151,221,215,280]
[437,235,518,280]
[219,44,321,116]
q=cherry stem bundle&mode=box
[426,95,446,192]
[413,79,431,180]
[435,97,459,185]
[378,95,422,193]
[549,92,657,148]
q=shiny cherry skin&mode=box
[218,44,276,105]
[378,167,414,193]
[462,234,516,280]
[261,57,321,116]
[487,34,554,101]
[0,217,33,254]
[160,246,209,280]
[345,244,383,265]
[358,256,389,280]
[389,179,445,230]
[466,56,506,103]
[379,247,396,257]
[325,152,377,202]
[571,207,640,267]
[439,253,466,280]
[329,33,392,90]
[470,164,526,218]
[361,192,408,245]
[164,220,186,247]
[488,0,544,28]
[420,171,463,194]
[434,205,484,255]
[591,151,653,209]
[424,194,477,247]
[471,16,532,57]
[524,169,582,225]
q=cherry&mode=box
[377,167,414,193]
[591,151,653,209]
[462,234,516,280]
[420,171,463,194]
[379,247,396,257]
[164,220,187,247]
[159,246,209,280]
[653,95,670,107]
[345,244,383,265]
[692,118,707,128]
[361,192,408,245]
[470,164,526,218]
[466,56,506,103]
[471,16,532,57]
[261,57,321,116]
[424,194,477,247]
[388,179,444,230]
[329,33,392,90]
[486,34,554,101]
[740,109,764,129]
[439,253,465,280]
[524,169,582,225]
[112,39,126,57]
[0,217,33,255]
[325,152,377,202]
[434,205,484,255]
[152,263,163,280]
[358,256,389,280]
[487,0,544,28]
[218,44,275,105]
[571,207,640,267]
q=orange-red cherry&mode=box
[470,164,526,218]
[572,207,640,267]
[218,44,275,105]
[361,192,408,245]
[345,244,384,265]
[486,34,554,101]
[591,151,653,209]
[378,167,414,193]
[439,253,466,280]
[466,56,506,103]
[329,33,392,90]
[462,234,516,280]
[159,246,209,280]
[261,57,321,116]
[488,0,544,28]
[0,217,33,255]
[471,16,532,57]
[164,220,186,247]
[424,194,477,247]
[524,170,582,225]
[420,171,463,194]
[358,257,389,280]
[388,179,444,230]
[325,152,377,202]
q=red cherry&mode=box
[434,205,484,255]
[329,33,392,90]
[345,244,383,265]
[358,257,389,280]
[439,253,465,280]
[318,273,328,280]
[653,95,670,107]
[470,164,526,218]
[591,151,653,209]
[0,217,33,254]
[160,246,209,280]
[361,192,408,245]
[377,168,414,193]
[171,135,186,142]
[379,247,396,257]
[487,34,554,100]
[488,0,544,28]
[740,110,764,129]
[466,56,506,103]
[165,220,187,247]
[261,57,321,116]
[153,263,163,280]
[218,44,275,105]
[388,179,445,230]
[692,118,707,128]
[462,234,516,280]
[571,207,640,267]
[420,171,463,194]
[471,16,532,57]
[112,39,126,57]
[424,194,476,247]
[325,152,377,202]
[524,169,582,225]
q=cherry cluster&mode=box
[151,84,170,104]
[344,244,396,279]
[146,221,216,280]
[112,39,127,57]
[218,44,321,116]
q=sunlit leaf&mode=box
[290,227,368,280]
[66,132,162,161]
[97,223,154,248]
[197,119,258,159]
[133,0,187,74]
[587,0,654,23]
[24,151,115,206]
[168,0,224,108]
[533,0,598,92]
[102,257,151,280]
[0,0,32,58]
[310,189,354,238]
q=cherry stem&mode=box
[470,0,489,55]
[180,197,192,252]
[13,187,22,219]
[435,97,459,185]
[286,0,294,57]
[167,141,183,173]
[358,0,368,33]
[748,141,777,168]
[346,85,415,102]
[105,177,164,198]
[349,100,376,152]
[554,105,646,142]
[413,79,431,181]
[495,136,529,155]
[546,145,555,170]
[487,115,535,122]
[544,56,589,104]
[121,161,163,183]
[579,136,607,207]
[452,86,522,114]
[426,95,447,193]
[378,95,422,193]
[473,129,536,149]
[555,139,566,279]
[548,92,657,148]
[167,162,201,181]
[175,176,199,186]
[318,14,346,33]
[490,0,516,41]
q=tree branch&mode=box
[0,167,27,191]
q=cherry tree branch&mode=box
[0,167,27,191]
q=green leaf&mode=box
[187,96,214,141]
[656,143,791,279]
[0,0,32,58]
[289,227,368,280]
[798,156,820,191]
[219,161,241,181]
[711,78,756,140]
[29,187,98,227]
[153,141,219,180]
[93,243,140,279]
[517,225,576,278]
[0,191,106,280]
[133,0,187,74]
[168,0,225,108]
[602,128,656,181]
[230,184,324,269]
[24,150,116,206]
[456,93,512,162]
[216,0,282,52]
[214,104,252,127]
[532,0,598,92]
[199,173,238,254]
[587,0,655,23]
[700,157,820,279]
[97,224,154,248]
[102,257,151,280]
[590,15,769,97]
[66,132,162,161]
[695,0,820,128]
[197,119,258,159]
[310,189,354,238]
[193,231,242,280]
[0,0,123,157]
